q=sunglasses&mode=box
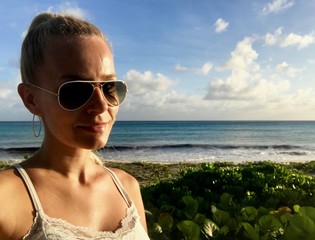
[29,80,127,111]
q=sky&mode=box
[1,0,315,121]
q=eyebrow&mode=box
[60,73,117,81]
[101,73,117,80]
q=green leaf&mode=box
[280,212,292,225]
[182,195,199,220]
[220,192,233,205]
[298,206,315,222]
[258,215,282,232]
[213,209,230,226]
[284,215,315,239]
[177,220,200,240]
[202,218,219,237]
[158,212,173,232]
[194,213,206,226]
[240,206,258,221]
[242,222,259,240]
[293,205,300,213]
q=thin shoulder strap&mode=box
[104,167,132,207]
[13,163,43,212]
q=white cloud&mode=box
[205,37,290,102]
[174,62,213,76]
[262,0,295,14]
[264,27,283,46]
[214,18,229,33]
[124,70,175,97]
[281,32,315,49]
[0,76,24,113]
[175,64,188,72]
[307,59,315,65]
[118,36,315,120]
[0,88,12,99]
[46,2,88,19]
[263,28,315,49]
[275,61,302,77]
[197,62,213,76]
[224,37,258,70]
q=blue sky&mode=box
[1,0,315,121]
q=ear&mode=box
[17,83,42,115]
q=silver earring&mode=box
[32,115,42,137]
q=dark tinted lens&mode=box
[59,82,93,110]
[102,81,127,106]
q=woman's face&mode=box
[34,36,118,150]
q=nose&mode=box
[86,86,109,114]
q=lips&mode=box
[78,123,107,133]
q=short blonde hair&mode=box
[20,13,111,83]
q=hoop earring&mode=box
[32,115,42,138]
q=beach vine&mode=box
[142,161,315,239]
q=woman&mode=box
[0,13,149,239]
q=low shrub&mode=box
[142,161,315,239]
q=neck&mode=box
[25,138,99,180]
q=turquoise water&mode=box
[1,121,315,163]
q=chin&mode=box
[91,138,109,150]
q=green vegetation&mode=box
[2,160,315,239]
[142,161,315,239]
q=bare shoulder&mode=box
[0,168,25,211]
[0,167,21,196]
[108,167,140,191]
[0,168,26,239]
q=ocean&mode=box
[1,121,315,163]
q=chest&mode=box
[34,180,129,231]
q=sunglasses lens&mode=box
[59,82,93,110]
[103,81,127,106]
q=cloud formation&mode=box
[264,28,315,49]
[47,2,88,19]
[174,62,213,76]
[275,61,302,77]
[214,18,229,33]
[119,32,315,120]
[262,0,295,14]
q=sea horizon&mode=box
[1,120,315,163]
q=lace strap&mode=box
[104,167,132,207]
[13,163,43,212]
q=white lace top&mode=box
[14,164,150,240]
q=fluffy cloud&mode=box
[119,33,315,120]
[262,0,295,14]
[174,62,213,76]
[204,37,307,110]
[174,64,188,73]
[264,28,315,49]
[46,2,88,19]
[281,33,315,49]
[214,18,229,33]
[0,76,28,118]
[198,62,213,76]
[275,62,303,77]
[124,69,175,97]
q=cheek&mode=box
[37,94,60,117]
[109,107,119,120]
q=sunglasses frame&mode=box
[28,80,128,111]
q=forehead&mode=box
[44,35,112,59]
[41,36,114,81]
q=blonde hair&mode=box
[20,12,111,84]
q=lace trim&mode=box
[23,203,140,240]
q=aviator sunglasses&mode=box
[29,80,127,111]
